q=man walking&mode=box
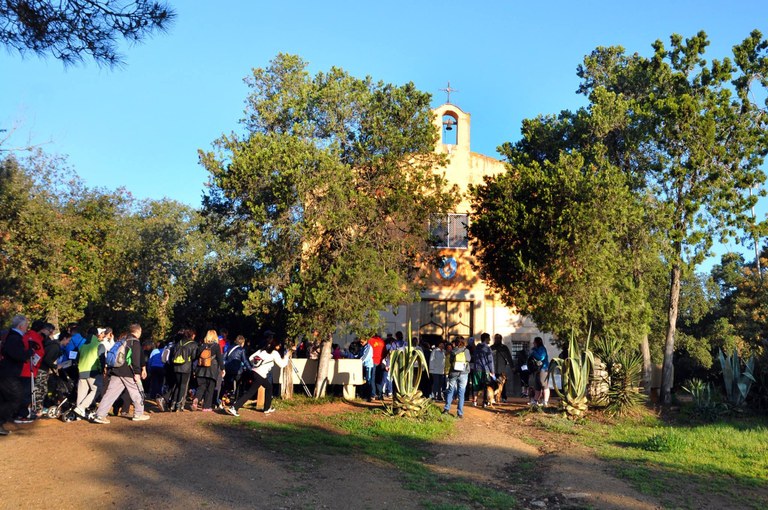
[475,333,495,407]
[92,324,149,424]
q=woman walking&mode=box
[226,337,290,416]
[193,330,224,412]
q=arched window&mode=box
[442,112,458,145]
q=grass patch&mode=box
[234,405,515,509]
[533,411,768,508]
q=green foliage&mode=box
[0,1,176,66]
[551,329,595,419]
[718,348,756,407]
[0,150,250,337]
[201,54,455,338]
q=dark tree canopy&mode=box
[0,0,175,65]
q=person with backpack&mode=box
[442,338,472,419]
[165,328,197,412]
[192,330,224,412]
[92,324,149,424]
[226,337,291,417]
[528,336,550,407]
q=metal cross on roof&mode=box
[440,81,458,104]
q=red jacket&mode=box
[21,330,44,378]
[369,336,385,365]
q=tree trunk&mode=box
[640,332,652,395]
[313,337,333,398]
[661,262,682,405]
[281,361,293,400]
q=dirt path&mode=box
[430,402,661,509]
[0,399,662,509]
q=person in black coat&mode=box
[193,330,224,412]
[0,315,35,435]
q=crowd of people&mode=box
[0,313,554,436]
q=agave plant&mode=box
[386,322,431,418]
[550,329,595,419]
[718,348,756,407]
[682,378,726,420]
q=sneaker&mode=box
[191,398,199,411]
[156,397,165,412]
[263,407,276,414]
[441,408,449,415]
[92,416,110,424]
[73,407,87,419]
[226,407,240,417]
[132,414,150,422]
[119,411,131,418]
[13,417,33,424]
[0,424,9,436]
[201,408,213,413]
[457,414,464,419]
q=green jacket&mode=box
[78,336,102,377]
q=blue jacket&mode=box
[474,342,495,373]
[358,343,374,368]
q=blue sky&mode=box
[2,0,767,268]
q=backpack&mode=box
[198,344,213,367]
[452,350,467,372]
[161,342,173,364]
[172,341,192,365]
[106,339,131,368]
[528,355,543,371]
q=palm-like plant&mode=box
[550,329,595,419]
[386,322,431,418]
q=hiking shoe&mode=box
[226,407,240,417]
[92,416,110,424]
[263,407,276,414]
[132,414,150,422]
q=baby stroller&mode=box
[44,370,78,422]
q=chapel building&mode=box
[378,102,553,358]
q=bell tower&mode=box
[433,103,471,153]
